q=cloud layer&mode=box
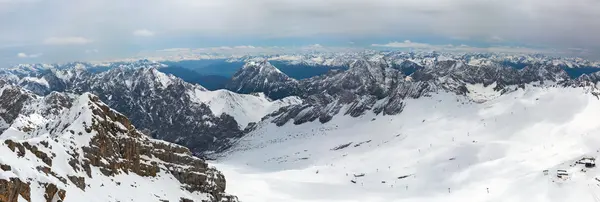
[372,40,552,54]
[133,29,155,37]
[0,0,599,62]
[43,37,93,45]
[17,52,42,58]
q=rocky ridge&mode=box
[232,55,600,126]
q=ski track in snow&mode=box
[215,86,600,202]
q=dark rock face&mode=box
[43,183,67,202]
[0,86,35,127]
[74,94,238,201]
[226,60,302,100]
[0,178,31,202]
[0,163,11,171]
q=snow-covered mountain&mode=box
[237,55,587,127]
[0,60,300,155]
[4,50,600,201]
[223,51,600,69]
[6,51,599,156]
[0,83,238,201]
[226,60,302,100]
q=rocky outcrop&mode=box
[43,183,66,202]
[81,94,236,200]
[1,163,11,171]
[0,178,31,202]
[0,90,238,202]
[0,85,35,128]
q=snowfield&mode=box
[216,85,600,202]
[188,89,302,128]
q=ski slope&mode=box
[216,85,600,202]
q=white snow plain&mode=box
[215,85,600,202]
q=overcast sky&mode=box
[0,0,599,64]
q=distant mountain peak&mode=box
[242,60,285,75]
[227,61,301,100]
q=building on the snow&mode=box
[354,173,365,177]
[557,169,569,179]
[577,157,596,168]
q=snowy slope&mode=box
[0,91,238,202]
[216,85,600,202]
[188,89,302,128]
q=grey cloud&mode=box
[0,0,599,56]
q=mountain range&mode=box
[3,52,600,155]
[4,51,600,201]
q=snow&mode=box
[465,82,504,103]
[22,76,50,88]
[152,68,173,87]
[467,58,493,67]
[437,55,454,62]
[188,88,302,128]
[268,55,303,62]
[0,170,18,180]
[216,86,600,202]
[244,61,284,74]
